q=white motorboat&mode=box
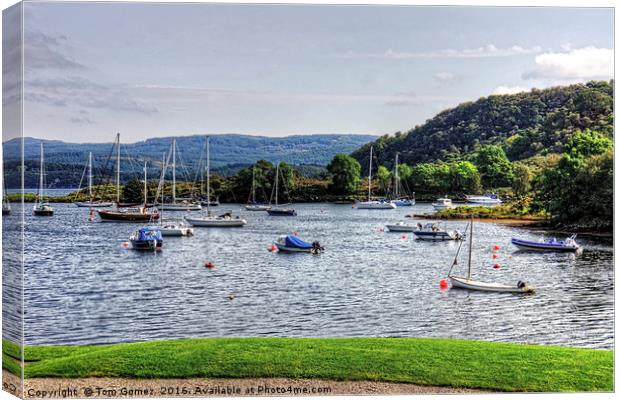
[413,222,463,240]
[33,143,54,216]
[447,218,534,294]
[158,220,194,236]
[466,193,502,205]
[158,201,202,211]
[246,204,271,211]
[357,200,397,209]
[511,235,581,252]
[385,222,418,232]
[185,212,247,227]
[356,146,396,210]
[432,198,456,211]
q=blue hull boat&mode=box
[511,236,580,252]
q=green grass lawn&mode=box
[2,338,612,392]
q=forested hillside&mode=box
[2,134,374,188]
[352,81,613,169]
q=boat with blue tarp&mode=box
[130,228,163,250]
[275,235,323,253]
[511,235,581,252]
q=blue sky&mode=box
[6,3,615,142]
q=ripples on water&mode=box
[2,203,614,349]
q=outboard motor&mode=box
[517,281,527,289]
[311,241,324,254]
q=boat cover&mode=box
[137,228,163,241]
[285,235,313,249]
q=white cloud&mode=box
[522,47,613,82]
[434,72,456,82]
[492,86,531,95]
[342,44,542,59]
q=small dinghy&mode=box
[185,211,247,227]
[447,218,534,294]
[385,222,417,232]
[432,197,456,211]
[130,228,163,251]
[158,220,194,236]
[413,222,464,241]
[511,235,581,252]
[267,207,297,216]
[275,235,324,253]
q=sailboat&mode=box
[246,166,271,211]
[448,218,534,293]
[356,146,396,210]
[3,173,10,215]
[97,133,160,222]
[152,151,193,236]
[266,163,297,216]
[32,143,54,216]
[74,152,113,208]
[185,136,247,227]
[390,153,415,207]
[158,139,201,211]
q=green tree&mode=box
[473,144,514,188]
[122,179,144,203]
[449,161,481,193]
[512,163,533,198]
[376,165,392,195]
[326,154,361,195]
[397,163,413,182]
[564,129,613,159]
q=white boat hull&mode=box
[275,243,313,253]
[184,216,247,227]
[449,276,534,293]
[246,205,271,211]
[75,202,113,208]
[385,224,417,232]
[357,201,397,209]
[159,227,193,236]
[158,203,202,211]
[392,199,415,207]
[414,231,461,240]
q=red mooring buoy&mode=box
[439,279,449,289]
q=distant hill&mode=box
[352,80,613,170]
[2,134,375,188]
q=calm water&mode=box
[2,203,614,349]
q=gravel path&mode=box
[4,371,483,398]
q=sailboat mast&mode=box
[394,153,399,198]
[251,166,256,203]
[172,138,176,203]
[88,152,93,200]
[116,133,120,204]
[206,136,210,214]
[275,163,279,207]
[38,143,44,202]
[368,146,373,201]
[467,217,473,280]
[143,161,148,206]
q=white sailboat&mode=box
[390,153,414,207]
[448,219,534,293]
[266,163,297,216]
[356,146,396,210]
[185,136,247,227]
[158,139,201,211]
[153,151,194,236]
[33,143,54,216]
[74,152,113,208]
[246,166,271,211]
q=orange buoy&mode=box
[493,245,501,251]
[508,255,513,260]
[205,261,215,269]
[270,244,278,252]
[439,279,449,289]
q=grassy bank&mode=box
[2,338,612,392]
[421,205,546,221]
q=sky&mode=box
[3,2,615,142]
